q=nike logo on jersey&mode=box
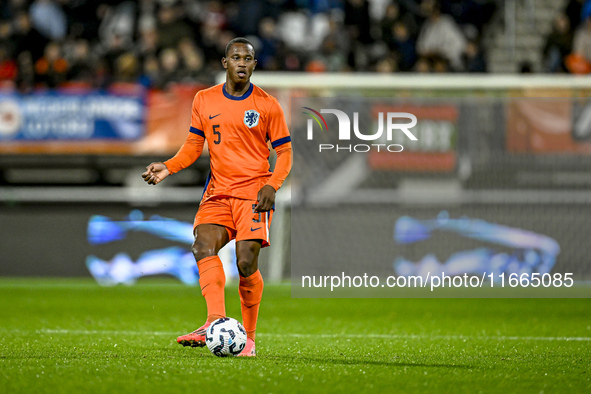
[250,227,262,232]
[209,113,221,119]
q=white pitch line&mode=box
[32,329,591,342]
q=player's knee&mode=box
[237,258,256,277]
[191,238,217,262]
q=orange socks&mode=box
[239,270,264,341]
[197,256,226,322]
[197,257,263,340]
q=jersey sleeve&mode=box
[163,132,205,174]
[266,141,292,191]
[267,99,291,149]
[190,93,204,136]
[265,99,292,191]
[163,93,205,174]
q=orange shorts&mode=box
[194,196,274,247]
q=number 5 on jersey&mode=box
[213,124,221,144]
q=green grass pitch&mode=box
[0,278,590,393]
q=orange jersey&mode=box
[164,83,292,200]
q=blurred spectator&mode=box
[565,0,585,32]
[16,51,35,92]
[215,29,236,60]
[388,21,417,71]
[156,4,193,51]
[0,45,18,82]
[381,2,418,41]
[439,0,497,34]
[277,11,309,52]
[0,20,15,59]
[200,0,227,31]
[60,0,101,41]
[412,53,451,73]
[228,0,266,37]
[139,55,160,87]
[318,15,350,72]
[177,37,211,83]
[12,11,49,62]
[29,0,68,41]
[416,0,466,71]
[375,54,398,73]
[136,15,160,62]
[414,55,431,72]
[184,52,208,83]
[462,39,486,72]
[256,18,280,70]
[113,51,140,83]
[199,19,224,70]
[305,58,328,73]
[98,1,136,50]
[345,0,372,44]
[34,41,69,87]
[0,0,505,90]
[431,54,450,72]
[398,0,427,27]
[345,0,373,70]
[156,47,183,89]
[308,13,332,52]
[101,33,131,83]
[564,52,591,74]
[139,0,157,17]
[542,13,573,73]
[274,41,303,71]
[67,39,96,83]
[573,11,591,64]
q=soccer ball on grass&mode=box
[206,317,247,357]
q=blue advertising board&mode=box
[0,90,145,141]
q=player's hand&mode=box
[142,162,170,185]
[255,185,276,212]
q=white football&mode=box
[205,317,247,357]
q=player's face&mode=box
[223,43,257,83]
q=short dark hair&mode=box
[224,37,255,57]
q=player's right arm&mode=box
[142,132,205,185]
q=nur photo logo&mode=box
[303,106,418,152]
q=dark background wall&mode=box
[0,204,198,277]
[291,203,591,280]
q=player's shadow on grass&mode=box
[267,354,474,369]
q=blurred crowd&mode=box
[544,0,591,74]
[0,0,498,91]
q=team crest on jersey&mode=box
[244,110,260,128]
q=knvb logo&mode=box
[303,107,418,152]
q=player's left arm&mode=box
[256,142,292,211]
[254,100,292,212]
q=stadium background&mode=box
[1,0,591,286]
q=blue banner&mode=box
[0,90,145,141]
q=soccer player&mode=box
[142,37,292,357]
